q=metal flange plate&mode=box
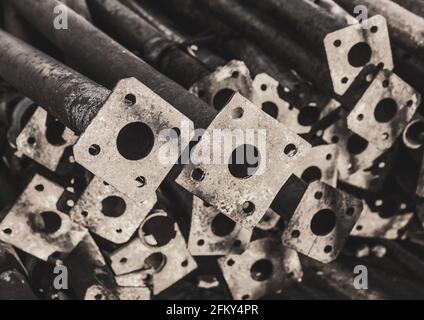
[16,107,77,171]
[188,196,250,256]
[294,144,339,187]
[282,181,363,263]
[322,117,385,179]
[0,175,87,261]
[70,177,157,244]
[176,93,311,230]
[109,210,197,295]
[352,202,413,239]
[218,238,302,300]
[324,15,393,95]
[347,71,420,151]
[74,78,194,203]
[190,60,253,111]
[251,73,322,134]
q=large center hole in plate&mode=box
[228,144,261,179]
[116,122,155,160]
[347,134,369,155]
[250,259,273,282]
[211,213,237,237]
[374,98,398,123]
[348,42,372,68]
[213,88,235,111]
[297,107,321,126]
[101,196,127,218]
[310,209,337,236]
[144,252,167,273]
[31,211,62,234]
[301,166,322,183]
[262,102,279,119]
[140,215,176,247]
[46,118,66,146]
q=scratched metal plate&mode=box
[16,107,78,171]
[176,93,311,230]
[294,144,339,187]
[324,15,393,95]
[352,202,413,239]
[188,196,250,256]
[190,60,253,110]
[218,238,302,300]
[0,175,87,261]
[70,177,157,244]
[74,78,194,203]
[322,117,385,180]
[109,210,197,295]
[251,73,322,134]
[282,181,363,263]
[347,71,420,151]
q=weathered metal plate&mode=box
[0,175,87,261]
[188,196,250,256]
[347,71,420,151]
[218,238,302,300]
[352,202,413,239]
[190,60,253,111]
[74,78,194,203]
[282,181,363,263]
[70,177,157,244]
[322,117,385,180]
[176,93,311,229]
[251,73,321,134]
[324,15,393,95]
[16,107,77,171]
[109,210,197,295]
[294,144,339,187]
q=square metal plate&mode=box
[16,107,77,171]
[176,93,311,229]
[0,175,87,261]
[324,15,393,95]
[347,71,420,151]
[282,181,363,263]
[70,177,157,244]
[74,78,194,203]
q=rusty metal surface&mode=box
[74,78,194,203]
[282,181,363,263]
[70,176,157,244]
[324,15,393,95]
[110,210,197,295]
[16,107,78,172]
[0,175,87,261]
[177,93,311,230]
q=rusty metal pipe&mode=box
[6,0,216,129]
[0,30,110,133]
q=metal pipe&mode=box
[244,0,346,55]
[123,0,226,70]
[121,0,186,44]
[196,0,332,93]
[0,30,110,134]
[87,0,210,89]
[63,0,92,21]
[144,0,334,108]
[388,0,424,19]
[6,0,216,129]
